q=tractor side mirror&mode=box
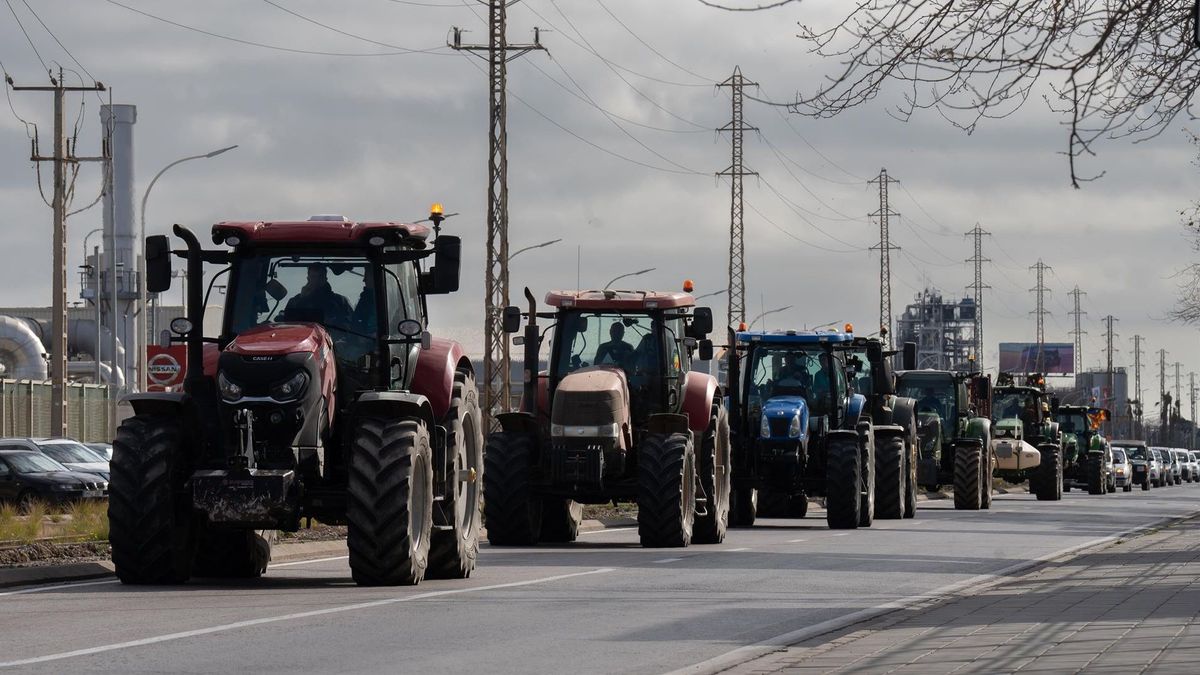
[866,341,884,364]
[502,306,522,333]
[690,307,713,337]
[145,235,172,293]
[424,235,461,295]
[265,278,288,301]
[902,341,917,371]
[698,339,714,361]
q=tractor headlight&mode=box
[760,413,771,438]
[271,371,309,401]
[788,413,802,438]
[217,372,243,402]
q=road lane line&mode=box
[787,539,807,543]
[832,533,850,537]
[0,567,615,668]
[0,579,118,597]
[725,547,750,552]
[651,558,683,564]
[271,555,349,568]
[578,527,636,535]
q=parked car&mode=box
[1191,452,1200,482]
[0,438,109,481]
[84,442,112,462]
[1113,441,1151,491]
[1168,448,1184,484]
[1174,449,1194,483]
[1149,447,1167,487]
[1110,446,1133,492]
[0,450,108,509]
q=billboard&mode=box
[997,342,1074,375]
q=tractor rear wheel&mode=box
[482,432,542,545]
[109,415,195,585]
[347,418,433,586]
[826,436,861,530]
[953,443,982,510]
[539,499,583,542]
[1087,455,1104,495]
[428,370,484,579]
[637,432,696,548]
[694,406,731,544]
[874,434,905,520]
[729,488,757,527]
[858,433,876,528]
[1035,445,1062,501]
[193,529,274,578]
[903,424,919,519]
[980,446,993,510]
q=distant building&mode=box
[894,288,978,370]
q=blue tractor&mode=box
[725,329,880,529]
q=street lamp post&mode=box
[508,238,562,263]
[748,305,793,330]
[138,144,237,391]
[695,288,728,300]
[604,267,656,290]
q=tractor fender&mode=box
[872,423,906,439]
[847,393,867,422]
[123,391,191,419]
[497,411,539,435]
[826,428,860,445]
[681,371,718,433]
[965,417,991,444]
[891,396,916,432]
[646,413,691,437]
[354,391,435,431]
[410,337,467,421]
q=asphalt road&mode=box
[3,486,1199,674]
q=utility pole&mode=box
[1102,315,1117,435]
[869,169,900,346]
[1174,362,1182,413]
[1068,287,1087,374]
[1190,372,1196,450]
[450,7,544,428]
[1159,349,1170,444]
[1029,260,1052,372]
[965,224,990,367]
[1131,335,1144,436]
[9,69,106,436]
[717,66,757,329]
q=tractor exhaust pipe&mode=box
[173,224,207,390]
[522,287,539,419]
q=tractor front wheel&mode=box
[637,432,696,548]
[858,433,876,528]
[347,418,433,586]
[953,443,983,511]
[730,488,757,527]
[903,424,919,518]
[1087,456,1104,495]
[826,436,861,530]
[428,370,484,579]
[980,445,994,510]
[482,432,542,545]
[875,434,905,520]
[1035,445,1063,501]
[109,415,195,585]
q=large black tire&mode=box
[482,432,542,545]
[193,529,273,578]
[1035,445,1062,501]
[980,445,993,510]
[903,424,919,519]
[347,418,433,586]
[826,436,861,530]
[1087,456,1104,495]
[953,443,982,510]
[694,406,731,544]
[874,434,905,520]
[109,415,195,585]
[539,499,583,542]
[428,370,484,579]
[637,432,696,548]
[858,433,876,528]
[729,488,757,527]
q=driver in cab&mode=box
[772,353,812,397]
[594,322,635,368]
[283,264,353,327]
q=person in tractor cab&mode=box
[283,264,353,326]
[594,322,635,368]
[351,272,377,333]
[772,353,813,397]
[916,387,945,419]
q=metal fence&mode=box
[0,379,113,442]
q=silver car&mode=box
[1191,452,1200,483]
[1168,449,1184,484]
[1149,447,1168,487]
[1110,447,1133,492]
[1114,441,1152,491]
[1175,449,1193,483]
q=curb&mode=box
[0,518,640,590]
[664,509,1200,675]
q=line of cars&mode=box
[0,437,111,510]
[1112,441,1200,490]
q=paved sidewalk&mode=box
[729,517,1200,674]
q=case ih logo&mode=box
[250,356,276,361]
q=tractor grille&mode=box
[550,438,615,487]
[552,389,623,427]
[768,417,791,437]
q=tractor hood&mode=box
[227,323,328,357]
[760,396,809,441]
[551,366,629,429]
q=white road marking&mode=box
[832,533,850,537]
[578,527,636,535]
[271,555,349,568]
[651,558,683,564]
[0,567,615,668]
[725,547,750,552]
[787,539,807,543]
[0,578,118,598]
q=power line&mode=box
[18,0,98,82]
[592,0,717,84]
[5,0,48,73]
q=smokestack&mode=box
[100,103,138,392]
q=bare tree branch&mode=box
[712,1,1200,187]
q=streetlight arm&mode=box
[508,238,563,262]
[604,267,656,289]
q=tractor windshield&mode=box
[552,310,682,417]
[897,375,957,424]
[745,344,839,417]
[1056,412,1090,435]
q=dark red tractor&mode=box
[111,208,480,586]
[484,285,727,548]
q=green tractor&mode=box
[991,373,1063,500]
[895,349,994,510]
[1054,404,1113,495]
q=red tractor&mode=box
[111,209,480,586]
[484,286,727,548]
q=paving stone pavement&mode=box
[727,517,1200,674]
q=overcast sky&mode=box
[1,0,1197,400]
